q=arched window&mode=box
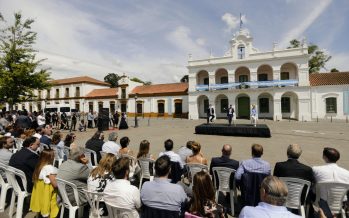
[326,97,337,113]
[238,45,245,59]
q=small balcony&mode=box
[195,80,298,91]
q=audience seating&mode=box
[100,151,107,159]
[240,172,268,207]
[0,162,12,212]
[105,202,135,218]
[279,177,311,218]
[14,138,23,150]
[212,167,237,216]
[84,148,98,167]
[84,190,106,218]
[57,178,84,218]
[40,143,50,151]
[185,163,208,185]
[5,166,31,218]
[315,182,349,218]
[138,158,154,189]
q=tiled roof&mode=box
[310,72,349,86]
[131,83,188,95]
[85,88,118,98]
[50,76,109,86]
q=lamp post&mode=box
[134,94,138,128]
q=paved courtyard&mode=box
[2,118,349,218]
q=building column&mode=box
[273,98,282,121]
[228,69,235,89]
[273,69,280,81]
[188,95,198,120]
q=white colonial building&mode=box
[187,29,349,121]
[8,29,349,121]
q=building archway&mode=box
[258,92,273,119]
[215,68,228,84]
[280,63,298,80]
[197,95,209,118]
[257,64,273,81]
[215,94,228,118]
[196,70,209,85]
[235,66,250,83]
[236,94,250,119]
[281,91,298,119]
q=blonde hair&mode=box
[191,141,201,155]
[32,149,55,182]
[90,153,117,179]
[261,176,288,206]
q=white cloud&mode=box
[166,26,209,59]
[326,52,349,72]
[279,0,332,48]
[222,13,239,32]
[196,38,206,46]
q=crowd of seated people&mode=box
[1,110,349,218]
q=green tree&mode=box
[104,73,120,87]
[288,39,331,73]
[330,68,339,72]
[180,75,188,83]
[0,12,51,109]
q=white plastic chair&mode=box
[5,166,31,218]
[138,158,154,189]
[57,178,84,218]
[40,143,50,151]
[100,151,107,159]
[0,162,12,212]
[105,202,135,218]
[84,148,98,167]
[279,177,311,218]
[185,163,208,185]
[212,167,237,216]
[315,182,349,218]
[84,190,106,218]
[14,138,23,150]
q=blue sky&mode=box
[1,0,349,83]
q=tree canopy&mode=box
[288,39,331,73]
[180,75,188,83]
[0,12,51,109]
[104,73,120,87]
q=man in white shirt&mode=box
[159,139,183,168]
[312,147,349,200]
[102,132,121,155]
[104,157,141,218]
[37,111,46,128]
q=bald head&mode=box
[222,144,232,156]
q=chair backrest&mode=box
[100,151,107,159]
[316,182,349,215]
[84,190,103,218]
[241,172,268,206]
[57,178,80,208]
[212,167,236,192]
[105,202,135,218]
[84,148,98,167]
[5,165,28,194]
[185,163,208,183]
[121,154,137,171]
[138,158,154,179]
[279,177,311,209]
[63,146,70,158]
[40,143,50,150]
[14,138,23,150]
[0,162,9,185]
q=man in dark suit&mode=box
[210,144,239,174]
[273,144,314,183]
[9,136,40,192]
[227,105,235,126]
[206,104,215,124]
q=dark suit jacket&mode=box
[273,158,314,183]
[9,148,39,192]
[15,115,32,129]
[85,138,104,163]
[40,135,52,146]
[209,155,239,175]
[210,155,239,188]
